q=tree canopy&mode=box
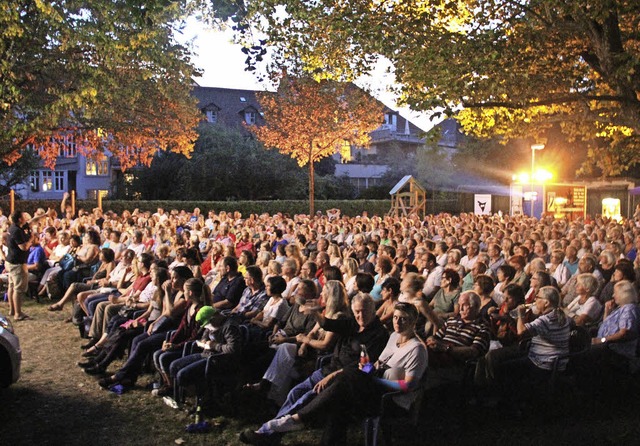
[248,75,384,214]
[236,0,640,176]
[1,0,203,170]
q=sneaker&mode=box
[151,386,171,397]
[163,396,180,409]
[262,415,302,434]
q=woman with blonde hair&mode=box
[327,243,343,268]
[341,257,359,295]
[256,250,272,278]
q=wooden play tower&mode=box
[388,175,426,219]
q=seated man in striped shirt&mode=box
[425,291,491,369]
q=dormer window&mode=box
[383,113,397,131]
[206,110,217,123]
[245,111,256,125]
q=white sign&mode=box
[474,194,492,215]
[510,185,523,215]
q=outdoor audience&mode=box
[3,203,640,444]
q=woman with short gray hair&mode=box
[565,273,602,326]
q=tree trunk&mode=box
[308,161,315,216]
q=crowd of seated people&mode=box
[2,203,640,443]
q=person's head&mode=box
[575,273,598,296]
[295,279,318,304]
[244,265,264,289]
[86,229,101,246]
[613,262,636,283]
[351,292,376,330]
[458,291,481,322]
[392,302,419,335]
[613,280,638,306]
[496,264,516,283]
[487,243,501,259]
[355,272,375,294]
[599,250,616,270]
[508,255,526,271]
[153,267,170,287]
[239,250,255,266]
[267,260,282,277]
[447,249,461,264]
[184,278,212,306]
[565,245,578,260]
[323,280,349,318]
[196,305,224,330]
[531,270,552,291]
[222,256,239,275]
[376,255,394,275]
[473,274,494,296]
[172,265,194,290]
[441,268,461,290]
[471,261,488,277]
[100,248,115,264]
[550,249,565,265]
[466,241,479,256]
[323,265,343,282]
[503,283,525,310]
[341,257,359,278]
[400,272,425,297]
[266,275,287,297]
[380,277,401,301]
[138,252,153,271]
[578,255,597,273]
[535,286,562,317]
[301,261,317,279]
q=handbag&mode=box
[58,253,76,272]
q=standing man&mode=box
[6,209,51,320]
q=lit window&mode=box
[42,171,53,191]
[86,159,109,176]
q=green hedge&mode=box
[102,200,392,217]
[4,199,466,217]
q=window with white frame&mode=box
[383,113,397,131]
[86,159,109,176]
[30,171,39,192]
[206,110,217,123]
[244,111,256,125]
[58,136,77,158]
[54,171,65,191]
[32,170,65,192]
[41,171,53,191]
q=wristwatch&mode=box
[600,337,607,344]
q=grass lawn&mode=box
[2,297,640,446]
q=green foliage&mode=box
[238,0,640,176]
[1,0,201,168]
[0,149,41,198]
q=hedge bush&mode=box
[3,199,464,217]
[102,200,392,217]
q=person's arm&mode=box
[209,324,243,355]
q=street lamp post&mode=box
[530,143,545,217]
